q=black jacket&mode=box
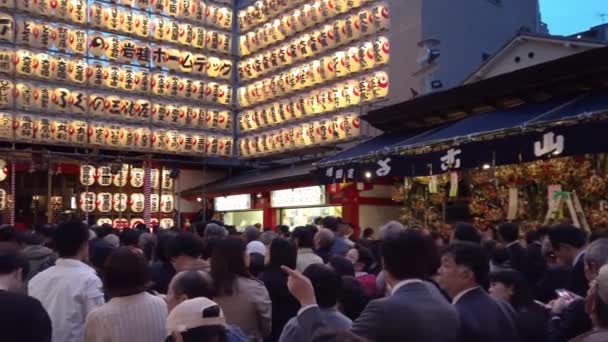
[536,266,570,303]
[567,254,589,298]
[507,243,530,277]
[516,303,549,342]
[455,288,522,342]
[260,268,300,342]
[527,241,547,289]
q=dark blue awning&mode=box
[529,90,608,124]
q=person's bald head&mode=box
[167,270,215,312]
[314,228,335,250]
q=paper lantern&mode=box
[102,6,121,32]
[117,39,138,64]
[166,0,179,17]
[205,135,219,155]
[34,53,55,79]
[130,193,145,212]
[190,134,205,155]
[333,51,349,78]
[68,0,87,24]
[359,41,375,70]
[370,71,389,99]
[319,55,336,81]
[151,72,169,97]
[134,127,151,150]
[79,165,96,186]
[13,114,35,141]
[79,192,96,213]
[219,136,233,156]
[106,124,124,148]
[51,88,71,113]
[133,69,151,94]
[237,87,249,108]
[119,8,135,34]
[69,120,88,145]
[88,121,109,146]
[306,91,320,115]
[14,49,35,77]
[14,82,35,111]
[15,19,37,47]
[216,7,233,30]
[165,48,182,70]
[67,28,87,55]
[0,13,12,44]
[151,16,168,41]
[97,192,112,212]
[0,112,11,140]
[151,129,169,151]
[53,56,71,83]
[373,36,390,65]
[134,12,150,38]
[112,193,128,212]
[129,168,145,188]
[88,31,107,58]
[160,194,174,213]
[34,117,53,143]
[96,218,112,227]
[159,218,174,229]
[373,3,390,31]
[239,138,249,157]
[344,112,361,138]
[179,132,196,154]
[89,2,104,28]
[359,76,373,103]
[177,22,193,46]
[191,26,205,49]
[239,35,250,56]
[105,65,122,89]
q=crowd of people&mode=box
[1,217,608,342]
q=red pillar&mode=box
[253,192,276,229]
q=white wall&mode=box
[359,204,401,232]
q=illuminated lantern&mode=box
[151,16,167,41]
[32,23,54,50]
[102,6,121,32]
[163,48,181,70]
[130,168,145,188]
[372,71,389,99]
[0,112,11,140]
[372,3,390,31]
[119,8,135,34]
[97,218,114,227]
[67,28,87,55]
[347,46,362,73]
[373,36,390,65]
[34,117,53,143]
[278,15,293,38]
[14,49,35,77]
[96,192,112,212]
[177,22,193,46]
[88,121,110,146]
[79,192,96,213]
[220,136,233,156]
[117,39,138,64]
[345,112,361,138]
[159,218,174,229]
[15,19,37,47]
[301,122,314,146]
[151,72,168,97]
[89,2,104,28]
[33,53,54,79]
[291,95,305,118]
[134,127,151,150]
[104,65,122,89]
[239,138,249,157]
[129,218,144,229]
[237,87,249,108]
[217,7,233,30]
[134,12,150,38]
[133,69,151,94]
[332,51,348,78]
[206,135,219,155]
[14,114,35,141]
[160,194,174,213]
[68,0,87,24]
[151,129,168,151]
[359,76,373,103]
[14,82,35,111]
[51,88,71,113]
[359,41,375,70]
[79,164,97,186]
[206,56,221,78]
[49,118,69,143]
[130,193,145,212]
[69,120,88,145]
[88,93,107,117]
[166,130,181,152]
[88,32,106,58]
[239,35,250,56]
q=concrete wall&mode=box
[420,0,540,93]
[175,168,226,213]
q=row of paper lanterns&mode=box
[80,192,174,213]
[239,112,361,158]
[0,12,233,57]
[240,1,388,56]
[96,217,175,230]
[238,51,388,107]
[239,35,389,87]
[5,51,233,105]
[0,79,233,131]
[238,70,389,111]
[238,0,378,32]
[80,165,174,189]
[0,112,234,156]
[4,20,234,81]
[0,2,233,39]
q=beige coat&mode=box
[215,276,272,342]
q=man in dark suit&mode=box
[498,223,531,278]
[548,225,588,297]
[525,229,548,292]
[438,242,521,342]
[283,230,460,342]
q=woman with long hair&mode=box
[260,238,299,342]
[211,237,271,342]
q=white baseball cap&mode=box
[246,241,266,256]
[166,297,226,336]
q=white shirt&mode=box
[84,292,167,342]
[451,286,481,305]
[29,258,105,342]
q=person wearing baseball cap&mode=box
[166,297,247,342]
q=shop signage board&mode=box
[214,194,251,211]
[270,185,326,208]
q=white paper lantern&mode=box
[79,192,96,213]
[79,165,96,186]
[113,193,128,212]
[112,164,129,187]
[97,218,113,226]
[130,168,145,187]
[97,192,113,213]
[130,193,145,212]
[68,120,88,145]
[0,112,11,140]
